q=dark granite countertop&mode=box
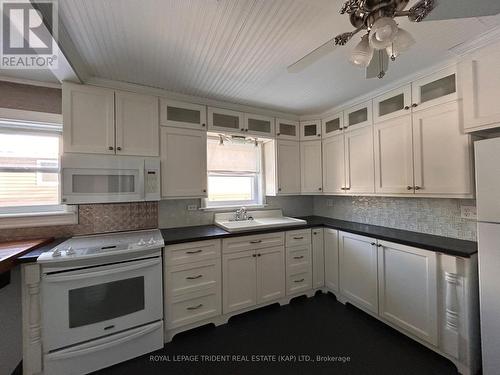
[17,216,477,263]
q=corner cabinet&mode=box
[377,240,438,345]
[461,40,500,132]
[300,120,321,140]
[276,118,299,140]
[339,231,378,314]
[160,127,207,198]
[63,83,159,156]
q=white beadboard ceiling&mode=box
[58,0,500,115]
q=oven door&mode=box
[61,167,145,204]
[41,256,162,351]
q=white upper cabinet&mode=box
[322,133,345,194]
[300,140,323,194]
[461,40,500,132]
[245,113,275,137]
[160,127,207,198]
[374,114,414,194]
[412,101,473,196]
[411,66,458,112]
[373,85,412,122]
[208,107,245,134]
[322,112,344,139]
[276,118,299,141]
[344,100,372,131]
[276,140,301,194]
[63,83,115,154]
[339,231,378,315]
[377,240,438,345]
[63,83,159,156]
[115,91,159,156]
[300,120,321,140]
[160,99,207,130]
[344,125,375,194]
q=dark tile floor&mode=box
[95,293,458,375]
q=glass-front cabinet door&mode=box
[300,120,321,140]
[160,99,207,130]
[322,112,344,138]
[344,100,372,131]
[245,113,275,137]
[208,107,245,134]
[276,118,299,140]
[373,85,412,122]
[411,66,457,111]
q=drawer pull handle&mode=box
[186,249,202,254]
[250,240,262,244]
[294,278,305,283]
[293,236,304,240]
[186,304,203,310]
[293,256,304,259]
[186,274,203,280]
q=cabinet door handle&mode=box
[186,249,202,254]
[202,189,207,193]
[202,123,206,127]
[415,186,422,190]
[377,244,382,247]
[293,255,304,259]
[252,254,257,257]
[317,134,321,137]
[278,188,282,191]
[108,146,114,150]
[407,186,413,190]
[257,253,261,257]
[404,106,410,110]
[240,128,245,131]
[116,146,122,151]
[245,129,249,132]
[186,274,203,280]
[294,278,305,283]
[186,304,203,310]
[293,236,304,240]
[277,133,281,136]
[341,187,347,190]
[412,103,418,108]
[345,187,351,190]
[250,240,262,244]
[371,242,376,246]
[318,187,322,191]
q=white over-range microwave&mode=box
[61,154,160,204]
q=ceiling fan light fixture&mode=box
[349,34,374,67]
[369,17,399,49]
[386,27,415,59]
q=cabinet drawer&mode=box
[286,246,311,274]
[166,260,220,296]
[286,229,311,247]
[287,271,312,295]
[166,288,221,329]
[165,240,221,265]
[222,232,284,253]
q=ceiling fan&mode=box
[287,0,500,78]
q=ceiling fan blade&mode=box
[287,38,337,73]
[422,0,500,21]
[366,50,389,79]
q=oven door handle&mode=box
[45,321,162,361]
[44,258,160,283]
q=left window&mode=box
[0,119,76,227]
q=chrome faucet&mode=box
[234,207,248,221]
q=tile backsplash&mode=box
[159,196,314,228]
[313,196,477,241]
[0,202,158,242]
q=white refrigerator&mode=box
[475,137,500,374]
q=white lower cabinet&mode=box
[324,228,339,292]
[377,240,438,345]
[338,231,378,314]
[312,228,325,289]
[257,247,286,304]
[285,229,313,295]
[223,250,258,314]
[164,240,222,332]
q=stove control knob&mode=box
[52,248,61,257]
[138,239,146,246]
[66,246,75,255]
[148,238,156,245]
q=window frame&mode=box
[203,135,265,209]
[0,112,77,228]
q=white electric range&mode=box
[37,229,165,375]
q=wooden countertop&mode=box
[0,238,53,273]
